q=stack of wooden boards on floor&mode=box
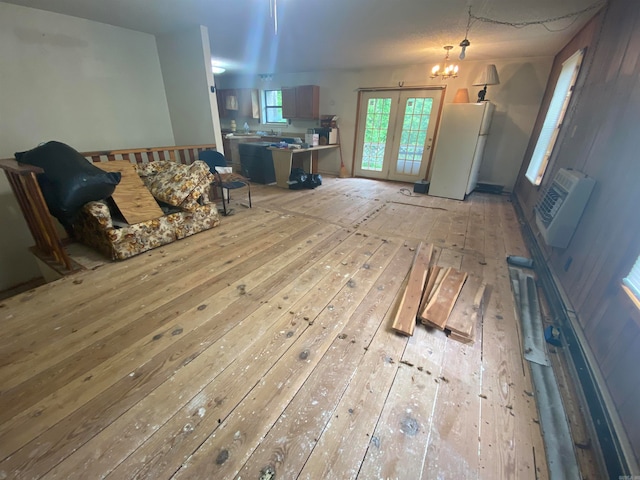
[391,242,486,344]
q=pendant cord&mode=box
[269,0,278,35]
[464,6,473,41]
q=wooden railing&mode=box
[0,159,76,273]
[0,143,217,275]
[82,144,216,165]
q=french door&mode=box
[354,89,443,182]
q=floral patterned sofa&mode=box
[73,160,220,260]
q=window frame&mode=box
[262,89,287,125]
[623,254,640,309]
[525,49,585,185]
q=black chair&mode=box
[199,150,251,216]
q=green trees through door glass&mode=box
[397,98,433,175]
[361,97,432,174]
[361,98,391,171]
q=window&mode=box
[263,89,287,124]
[526,49,585,185]
[623,254,640,305]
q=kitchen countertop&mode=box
[223,132,306,140]
[224,134,262,139]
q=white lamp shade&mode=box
[473,64,500,86]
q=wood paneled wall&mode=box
[514,0,640,466]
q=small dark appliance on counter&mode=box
[313,128,338,145]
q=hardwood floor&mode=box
[1,178,556,479]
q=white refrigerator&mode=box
[428,102,494,200]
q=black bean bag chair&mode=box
[15,141,121,229]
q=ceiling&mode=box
[3,0,603,74]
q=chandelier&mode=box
[430,46,458,80]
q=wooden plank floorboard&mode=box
[356,202,389,233]
[173,238,405,479]
[445,275,484,339]
[478,201,547,480]
[355,245,451,479]
[20,225,363,478]
[375,204,413,235]
[0,209,286,345]
[422,252,485,478]
[0,179,588,479]
[337,195,383,227]
[422,268,468,330]
[55,229,384,479]
[0,220,346,465]
[1,223,352,476]
[281,249,416,480]
[234,243,415,480]
[391,242,432,336]
[497,199,549,480]
[406,205,441,239]
[357,320,447,479]
[0,216,321,426]
[0,214,318,390]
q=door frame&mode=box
[351,86,446,182]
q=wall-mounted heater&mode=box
[535,168,595,248]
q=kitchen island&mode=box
[222,132,305,173]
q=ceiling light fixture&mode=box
[431,46,458,80]
[459,6,473,60]
[211,59,226,75]
[459,38,470,60]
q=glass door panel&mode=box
[355,89,443,182]
[354,92,400,179]
[361,97,392,172]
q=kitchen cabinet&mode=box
[237,89,260,118]
[216,89,232,118]
[216,88,259,119]
[281,85,319,119]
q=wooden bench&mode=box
[0,144,216,276]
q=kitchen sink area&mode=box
[221,130,305,179]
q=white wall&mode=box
[218,57,553,190]
[156,26,222,150]
[0,3,175,291]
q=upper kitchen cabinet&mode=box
[217,88,259,119]
[281,85,319,119]
[237,89,260,118]
[216,89,232,118]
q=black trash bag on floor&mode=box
[289,168,322,190]
[304,173,322,189]
[289,168,307,190]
